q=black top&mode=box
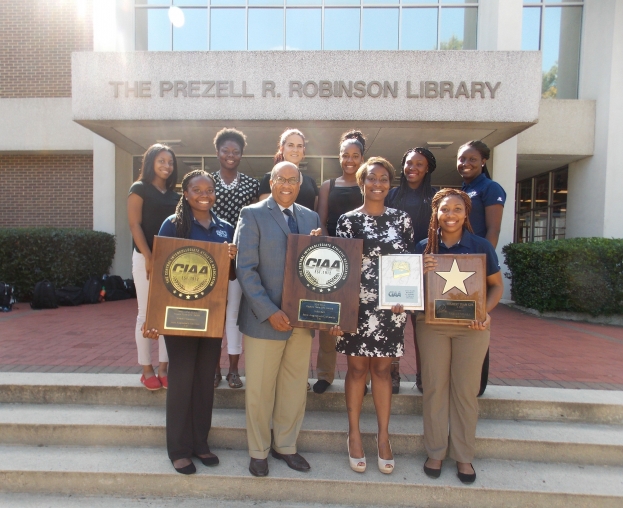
[128,181,180,252]
[385,186,437,247]
[326,179,363,237]
[258,172,319,211]
[211,171,260,226]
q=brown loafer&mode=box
[270,449,310,472]
[249,457,269,477]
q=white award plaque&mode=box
[378,254,424,310]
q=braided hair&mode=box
[339,130,366,154]
[424,188,474,255]
[458,140,491,179]
[173,169,216,239]
[387,147,436,220]
[274,128,306,165]
[137,144,178,190]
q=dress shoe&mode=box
[193,452,219,466]
[313,379,331,394]
[249,458,269,477]
[415,373,423,394]
[423,458,441,478]
[457,463,476,484]
[375,435,394,474]
[171,459,196,475]
[140,374,162,391]
[271,449,310,472]
[347,434,366,473]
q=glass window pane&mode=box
[401,8,437,50]
[522,6,541,50]
[516,212,531,243]
[362,8,398,50]
[402,0,436,4]
[211,8,246,50]
[517,180,532,213]
[211,0,245,5]
[551,204,566,240]
[173,0,206,5]
[533,208,548,241]
[136,0,170,5]
[440,7,477,50]
[363,0,398,4]
[287,0,321,4]
[555,5,582,99]
[442,0,478,3]
[173,8,208,50]
[249,0,283,5]
[148,8,172,50]
[534,174,549,205]
[248,9,284,50]
[325,0,360,6]
[286,8,321,50]
[552,168,568,205]
[324,8,360,50]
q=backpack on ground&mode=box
[55,286,85,306]
[104,275,131,301]
[124,278,137,298]
[0,282,15,312]
[82,276,102,304]
[30,280,58,309]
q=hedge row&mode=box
[503,238,623,316]
[0,228,115,301]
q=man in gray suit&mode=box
[235,161,321,477]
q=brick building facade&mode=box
[0,0,93,229]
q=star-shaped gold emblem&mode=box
[435,259,475,295]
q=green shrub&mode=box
[0,228,115,301]
[503,238,623,316]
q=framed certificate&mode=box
[378,254,424,310]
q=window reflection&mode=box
[440,7,477,50]
[173,8,207,50]
[521,7,540,50]
[211,8,246,50]
[401,8,437,50]
[324,8,360,50]
[286,8,321,50]
[362,8,398,50]
[248,9,284,50]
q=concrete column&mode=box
[478,0,523,301]
[113,147,134,278]
[490,138,518,301]
[567,0,623,239]
[92,134,116,235]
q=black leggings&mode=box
[164,335,222,461]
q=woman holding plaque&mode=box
[456,140,506,396]
[211,128,259,390]
[385,147,437,394]
[143,169,237,475]
[331,157,414,474]
[313,130,365,394]
[258,128,319,211]
[128,144,179,391]
[416,188,503,484]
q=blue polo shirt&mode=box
[462,173,506,238]
[158,211,234,244]
[415,230,500,276]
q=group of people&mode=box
[128,127,506,483]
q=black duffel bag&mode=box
[55,286,85,306]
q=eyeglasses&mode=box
[272,176,300,185]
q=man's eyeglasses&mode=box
[272,176,300,185]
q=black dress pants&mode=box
[164,335,222,461]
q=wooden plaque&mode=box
[282,234,363,332]
[424,254,487,326]
[145,236,230,338]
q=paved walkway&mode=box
[1,300,622,390]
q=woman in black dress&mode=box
[331,157,414,475]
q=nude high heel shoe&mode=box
[347,434,366,473]
[376,435,394,474]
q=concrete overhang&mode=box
[72,50,542,184]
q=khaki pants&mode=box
[316,330,337,383]
[416,314,490,463]
[243,328,312,459]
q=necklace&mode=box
[219,171,239,190]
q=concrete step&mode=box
[0,445,622,507]
[2,372,623,424]
[1,404,622,466]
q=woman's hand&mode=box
[422,254,438,274]
[226,242,238,260]
[390,304,404,314]
[141,322,159,340]
[328,325,343,337]
[310,228,322,236]
[468,313,491,331]
[144,253,153,280]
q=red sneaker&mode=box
[158,374,168,389]
[140,374,162,391]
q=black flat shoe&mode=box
[423,458,441,479]
[457,463,476,484]
[172,459,196,475]
[193,452,219,466]
[313,379,331,394]
[415,373,423,394]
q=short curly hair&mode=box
[355,156,396,188]
[213,128,247,153]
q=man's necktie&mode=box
[283,209,299,234]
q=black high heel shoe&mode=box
[172,459,196,475]
[457,463,476,484]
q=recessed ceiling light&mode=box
[426,141,454,150]
[157,139,184,147]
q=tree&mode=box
[542,62,558,99]
[440,35,463,50]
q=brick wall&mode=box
[0,155,93,228]
[0,0,93,98]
